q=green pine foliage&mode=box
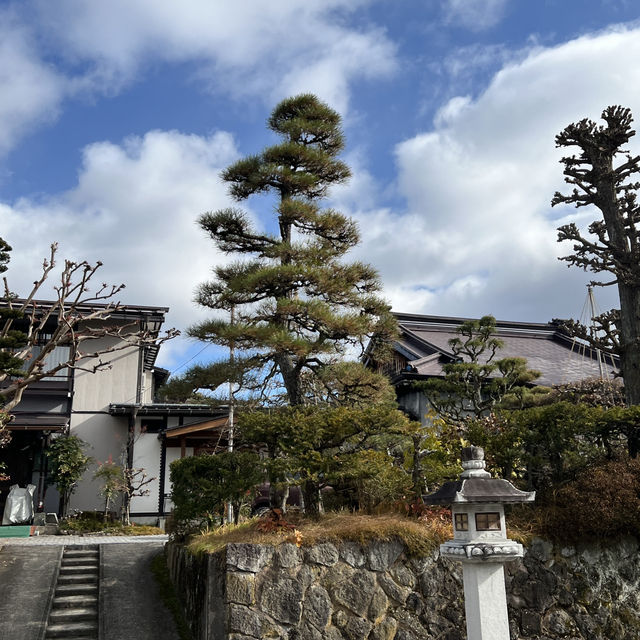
[237,403,413,514]
[170,451,263,530]
[0,238,26,383]
[417,315,540,425]
[0,237,10,274]
[187,94,395,406]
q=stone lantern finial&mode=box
[460,445,490,478]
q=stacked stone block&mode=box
[167,536,640,640]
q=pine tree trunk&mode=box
[269,484,289,512]
[302,480,323,517]
[276,353,303,405]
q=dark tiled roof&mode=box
[393,313,619,387]
[109,403,228,417]
[8,413,68,431]
[424,478,535,505]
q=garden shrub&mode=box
[466,402,607,496]
[327,449,412,513]
[170,451,263,530]
[544,457,640,541]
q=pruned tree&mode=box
[93,458,124,522]
[0,242,178,413]
[553,106,640,422]
[185,94,396,406]
[416,316,540,426]
[119,465,154,526]
[238,403,411,515]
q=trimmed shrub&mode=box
[170,451,263,530]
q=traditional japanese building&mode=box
[373,312,619,424]
[1,300,228,523]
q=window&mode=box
[454,513,468,531]
[24,345,71,380]
[475,512,501,531]
[140,416,166,434]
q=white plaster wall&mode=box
[72,331,142,411]
[67,321,146,512]
[141,370,154,403]
[68,413,128,512]
[163,446,193,512]
[130,428,162,514]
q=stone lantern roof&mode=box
[423,446,535,506]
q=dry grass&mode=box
[187,512,453,558]
[506,504,548,546]
[120,524,164,536]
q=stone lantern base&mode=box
[462,562,511,640]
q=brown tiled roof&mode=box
[393,313,619,387]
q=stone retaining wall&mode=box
[166,536,640,640]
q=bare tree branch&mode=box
[0,243,178,413]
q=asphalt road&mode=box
[0,538,181,640]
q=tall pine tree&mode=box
[187,94,395,406]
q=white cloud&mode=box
[343,26,640,322]
[0,1,396,157]
[1,129,242,368]
[442,0,509,31]
[0,10,66,155]
[32,0,397,115]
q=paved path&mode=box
[0,534,169,546]
[0,536,180,640]
[0,545,62,640]
[101,542,180,640]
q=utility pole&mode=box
[226,305,235,524]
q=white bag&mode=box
[2,484,36,525]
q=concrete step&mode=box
[48,607,97,623]
[59,565,98,574]
[62,557,98,567]
[63,552,98,559]
[45,620,98,637]
[57,573,98,585]
[52,594,98,609]
[43,545,100,639]
[56,584,98,596]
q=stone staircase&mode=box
[45,546,99,639]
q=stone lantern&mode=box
[424,445,535,640]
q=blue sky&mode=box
[1,0,639,374]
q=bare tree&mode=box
[0,242,178,413]
[553,107,640,432]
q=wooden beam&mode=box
[165,416,230,438]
